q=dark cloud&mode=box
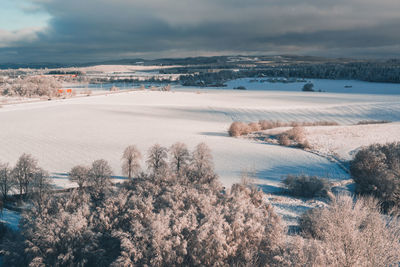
[1,0,400,62]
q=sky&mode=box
[0,0,400,63]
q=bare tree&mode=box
[0,162,13,202]
[13,153,38,198]
[122,145,142,179]
[146,144,168,176]
[169,142,190,175]
[30,168,51,212]
[191,143,213,173]
[69,165,90,189]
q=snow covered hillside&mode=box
[0,89,399,190]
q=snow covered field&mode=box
[1,89,400,189]
[1,88,400,226]
[225,78,400,95]
[305,123,400,160]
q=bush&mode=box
[278,133,291,146]
[248,122,261,132]
[283,174,332,198]
[228,121,251,137]
[302,83,314,92]
[286,126,305,143]
[350,142,400,210]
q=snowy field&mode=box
[225,78,400,95]
[1,88,400,226]
[1,89,400,189]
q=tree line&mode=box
[179,62,400,87]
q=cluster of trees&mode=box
[0,76,61,97]
[0,154,50,204]
[293,194,400,266]
[1,143,286,266]
[1,143,400,266]
[350,142,400,210]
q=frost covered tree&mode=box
[88,159,113,199]
[69,165,90,189]
[291,194,400,267]
[121,145,142,179]
[188,142,216,184]
[5,143,288,266]
[13,153,38,198]
[0,76,61,97]
[146,144,168,177]
[169,142,190,175]
[350,142,400,209]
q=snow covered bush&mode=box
[278,133,291,146]
[350,142,400,210]
[277,126,311,149]
[248,122,261,132]
[283,174,332,198]
[228,121,251,137]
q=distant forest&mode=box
[179,61,400,86]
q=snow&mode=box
[0,208,20,231]
[304,123,400,160]
[225,78,400,95]
[1,87,400,228]
[1,89,399,191]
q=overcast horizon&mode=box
[1,0,400,63]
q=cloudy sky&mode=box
[1,0,400,63]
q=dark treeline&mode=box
[180,61,400,86]
[46,70,84,75]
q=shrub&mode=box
[278,133,291,146]
[350,142,400,210]
[228,121,250,137]
[298,139,312,149]
[248,122,261,132]
[259,120,274,130]
[286,126,305,143]
[302,83,314,92]
[283,174,332,198]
